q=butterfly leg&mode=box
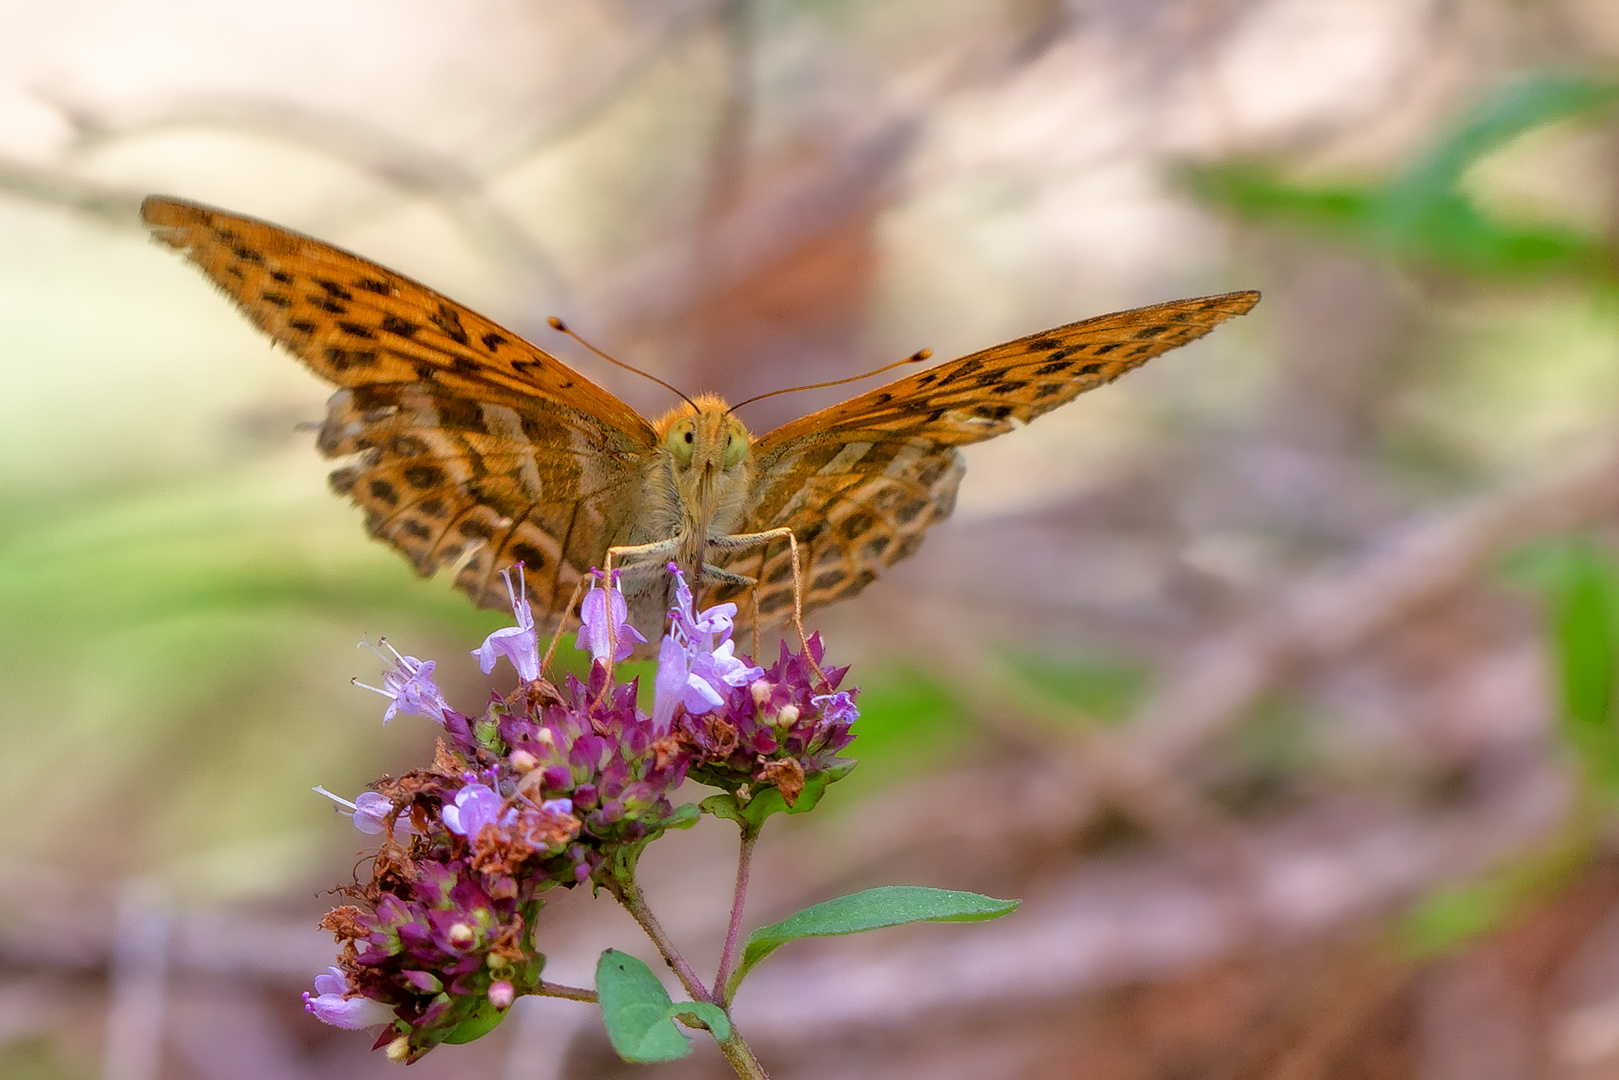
[538,572,592,677]
[598,538,680,687]
[706,527,830,688]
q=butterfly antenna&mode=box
[728,349,933,412]
[547,317,698,412]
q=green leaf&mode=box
[596,950,694,1062]
[700,767,848,831]
[441,999,510,1044]
[670,1001,731,1042]
[699,792,745,824]
[728,887,1019,995]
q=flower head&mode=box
[309,560,859,1060]
[651,563,763,734]
[676,634,858,806]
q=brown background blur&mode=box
[5,1,1619,1077]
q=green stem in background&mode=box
[715,823,759,1003]
[535,980,598,1003]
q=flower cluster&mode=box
[676,635,857,808]
[305,563,857,1060]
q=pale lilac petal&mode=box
[575,572,646,662]
[812,691,859,725]
[473,566,541,682]
[312,966,347,996]
[667,564,734,643]
[303,967,393,1029]
[349,792,393,835]
[472,624,540,682]
[383,657,452,725]
[442,783,504,837]
[702,640,763,688]
[650,633,689,734]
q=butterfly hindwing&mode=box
[319,381,650,621]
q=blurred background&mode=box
[6,0,1619,1077]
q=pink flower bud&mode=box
[488,980,516,1010]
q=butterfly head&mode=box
[656,393,753,506]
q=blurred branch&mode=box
[0,158,143,224]
[841,438,1619,873]
[43,92,573,305]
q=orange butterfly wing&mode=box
[718,291,1261,620]
[142,196,660,619]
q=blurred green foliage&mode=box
[1516,538,1619,797]
[1395,830,1594,960]
[1396,537,1619,958]
[1188,73,1619,278]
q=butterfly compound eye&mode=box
[723,427,748,467]
[667,421,696,465]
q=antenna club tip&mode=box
[547,316,567,331]
[913,349,933,362]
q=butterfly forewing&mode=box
[718,291,1261,622]
[142,196,659,622]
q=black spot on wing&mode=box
[403,464,443,489]
[430,304,470,345]
[510,541,546,569]
[380,313,421,339]
[937,358,984,387]
[314,279,354,301]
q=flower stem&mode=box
[716,1029,772,1079]
[715,825,759,1003]
[609,877,772,1078]
[607,877,712,1002]
[535,980,598,1003]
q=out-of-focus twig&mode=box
[840,439,1619,870]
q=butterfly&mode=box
[142,195,1258,637]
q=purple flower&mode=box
[303,967,392,1030]
[811,691,858,726]
[575,569,646,663]
[442,781,505,837]
[313,786,419,836]
[651,563,763,734]
[354,640,455,726]
[473,565,541,683]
